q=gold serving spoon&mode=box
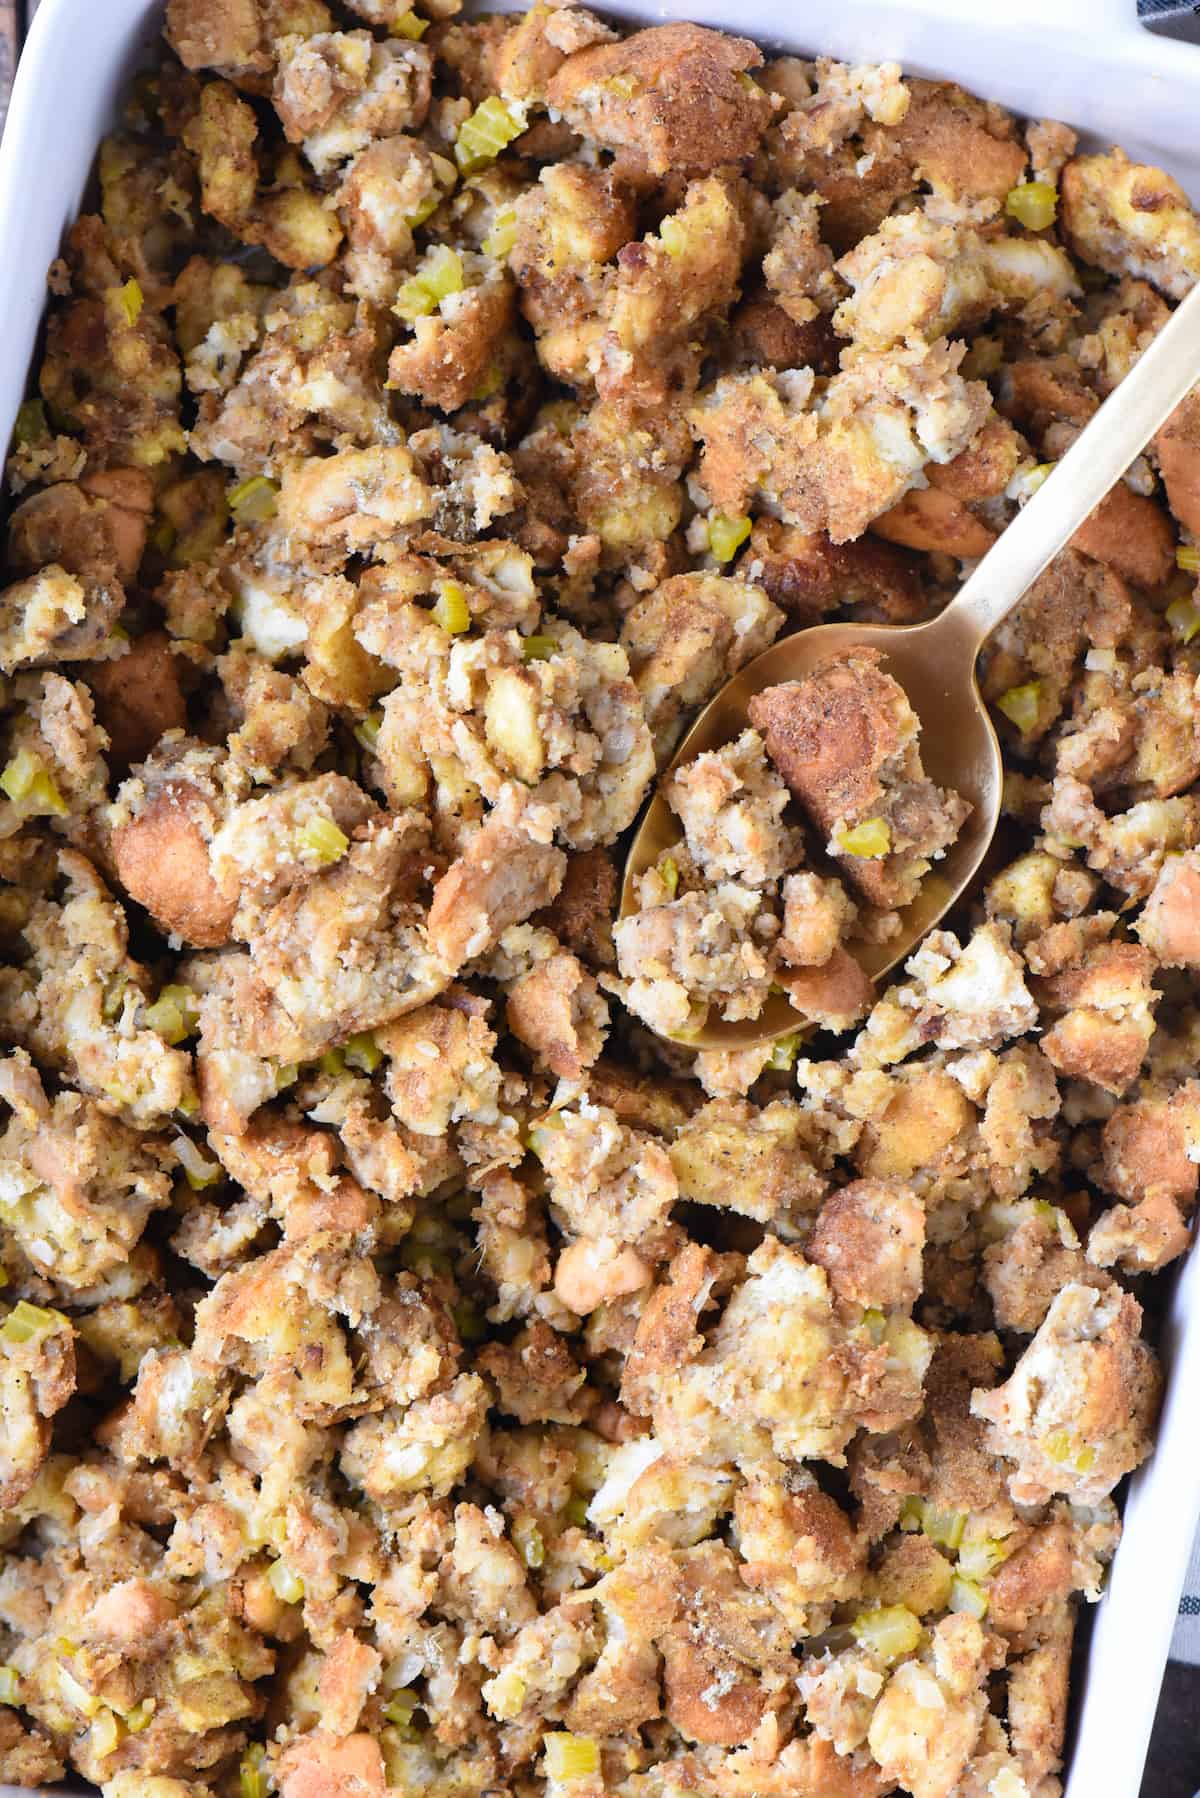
[621,281,1200,1051]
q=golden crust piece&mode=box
[882,77,1026,203]
[1062,147,1200,299]
[669,1096,826,1233]
[388,268,516,414]
[166,0,332,86]
[1155,385,1200,535]
[0,565,124,676]
[778,946,876,1033]
[1089,1081,1200,1273]
[982,547,1133,744]
[808,1177,925,1311]
[749,648,970,909]
[545,22,776,178]
[871,485,996,559]
[276,1731,386,1798]
[427,786,567,973]
[111,743,236,949]
[740,519,925,626]
[621,572,784,760]
[536,845,617,968]
[1033,937,1158,1097]
[691,343,991,545]
[506,948,608,1081]
[85,629,187,769]
[970,1281,1161,1505]
[1137,848,1200,967]
[0,1302,75,1508]
[1070,481,1175,590]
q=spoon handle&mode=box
[941,277,1200,655]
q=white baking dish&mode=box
[1,2,1199,1794]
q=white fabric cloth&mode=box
[1170,1521,1200,1663]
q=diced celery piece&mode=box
[544,1733,600,1781]
[521,634,556,662]
[406,191,442,230]
[383,1688,418,1728]
[996,681,1041,734]
[849,1603,923,1661]
[393,7,428,37]
[768,1032,802,1072]
[344,1031,382,1074]
[1167,596,1200,645]
[273,1063,300,1094]
[58,1663,100,1716]
[1043,1431,1094,1473]
[355,709,385,753]
[514,1515,545,1569]
[115,278,144,327]
[899,1496,926,1533]
[1005,181,1057,231]
[956,1535,1011,1582]
[13,398,46,446]
[708,512,752,564]
[949,1575,988,1619]
[124,1698,155,1732]
[0,1665,20,1705]
[486,1666,527,1719]
[527,1112,565,1161]
[319,1046,348,1077]
[484,206,518,260]
[454,96,528,174]
[300,816,350,865]
[1024,461,1054,495]
[1,1300,66,1346]
[836,817,891,858]
[171,1134,223,1191]
[1176,544,1200,574]
[1049,1433,1090,1472]
[267,1559,305,1604]
[1,748,40,803]
[432,580,471,634]
[658,215,688,259]
[659,854,679,898]
[240,1744,268,1798]
[422,245,465,300]
[470,363,503,402]
[563,1493,590,1527]
[395,246,465,323]
[921,1506,965,1552]
[453,1299,486,1342]
[399,1239,453,1278]
[228,475,280,526]
[92,1707,122,1756]
[0,748,68,817]
[143,984,200,1046]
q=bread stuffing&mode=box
[0,5,1197,1795]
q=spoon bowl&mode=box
[620,278,1200,1052]
[619,608,1002,1050]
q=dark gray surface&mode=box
[1142,1661,1200,1795]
